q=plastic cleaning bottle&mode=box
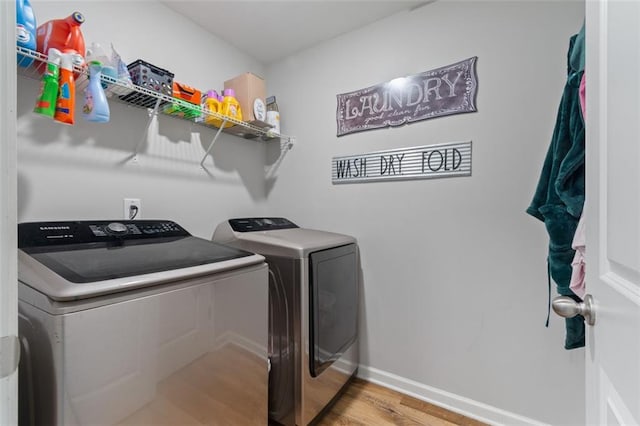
[33,48,61,117]
[36,11,86,67]
[82,61,110,123]
[111,43,132,86]
[266,95,280,135]
[203,90,224,127]
[54,52,79,125]
[220,88,242,123]
[85,42,117,88]
[16,0,37,67]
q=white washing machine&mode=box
[213,218,359,425]
[18,220,269,426]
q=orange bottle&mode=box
[54,53,78,125]
[36,12,86,64]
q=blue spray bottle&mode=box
[82,61,110,123]
[16,0,37,67]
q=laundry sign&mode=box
[336,57,478,136]
[332,141,472,184]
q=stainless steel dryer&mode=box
[18,220,269,426]
[213,218,359,426]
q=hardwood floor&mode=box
[316,378,489,426]
[111,343,485,425]
[116,345,267,426]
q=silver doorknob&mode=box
[552,294,596,326]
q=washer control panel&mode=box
[88,221,183,237]
[229,217,298,232]
[19,220,189,248]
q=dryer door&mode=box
[308,244,358,377]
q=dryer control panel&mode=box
[229,217,298,232]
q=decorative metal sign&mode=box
[336,57,478,136]
[332,141,471,184]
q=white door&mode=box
[584,0,640,424]
[0,0,19,424]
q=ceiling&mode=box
[162,1,429,64]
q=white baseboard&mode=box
[357,365,549,426]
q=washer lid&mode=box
[21,235,253,283]
[18,220,264,300]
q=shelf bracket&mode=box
[200,118,228,169]
[285,137,295,151]
[265,137,295,179]
[132,97,162,162]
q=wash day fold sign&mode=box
[333,57,477,184]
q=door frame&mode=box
[0,0,19,423]
[585,0,600,421]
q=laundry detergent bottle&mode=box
[203,90,223,127]
[82,61,110,123]
[33,48,61,117]
[36,12,86,66]
[220,88,242,125]
[54,52,79,125]
[16,0,37,67]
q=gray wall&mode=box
[265,1,585,424]
[18,1,270,238]
[16,1,586,424]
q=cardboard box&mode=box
[224,72,266,123]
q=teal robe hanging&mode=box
[527,34,585,350]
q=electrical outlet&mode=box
[123,198,142,220]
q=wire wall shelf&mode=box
[16,46,294,168]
